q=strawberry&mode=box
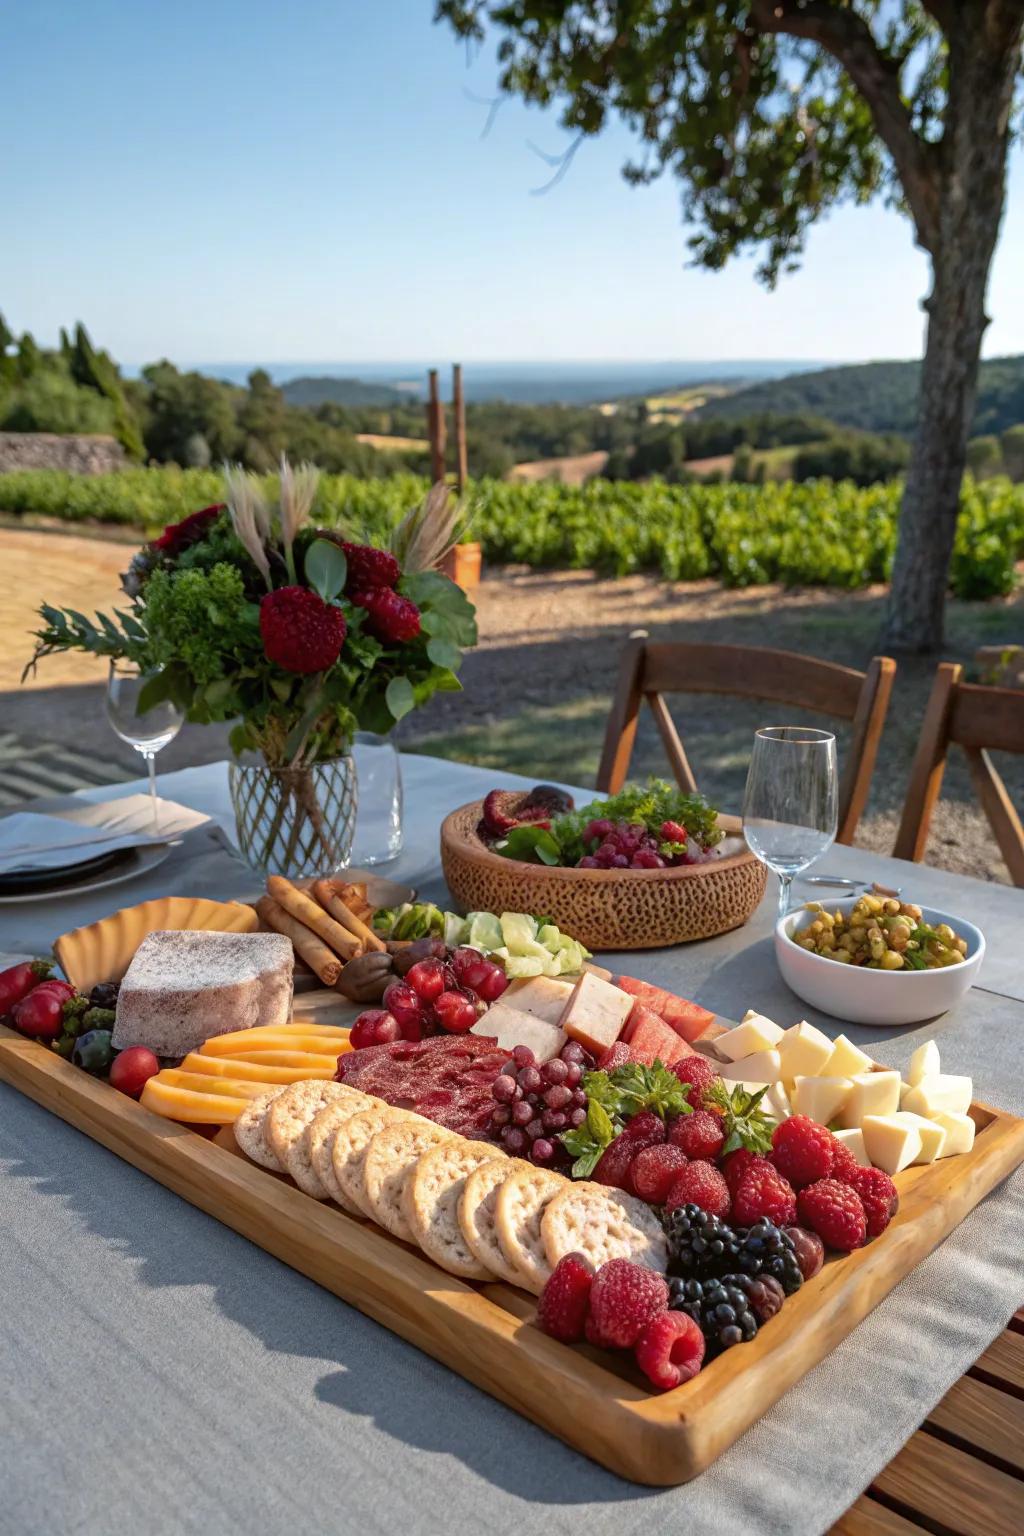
[339,541,400,592]
[259,586,346,673]
[352,587,421,644]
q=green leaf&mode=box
[425,636,461,670]
[497,824,565,865]
[304,538,348,600]
[135,669,173,714]
[385,675,415,721]
[586,1097,615,1145]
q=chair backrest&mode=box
[596,634,896,845]
[893,661,1024,885]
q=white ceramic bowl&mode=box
[775,899,985,1026]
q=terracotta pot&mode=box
[440,802,767,951]
[440,541,482,591]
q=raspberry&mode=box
[621,1110,667,1145]
[665,1160,732,1220]
[797,1179,867,1252]
[845,1166,899,1239]
[259,586,347,673]
[731,1165,797,1227]
[721,1149,772,1194]
[586,1259,668,1349]
[669,1054,720,1109]
[634,1310,705,1391]
[536,1252,594,1342]
[351,587,421,644]
[630,1145,689,1204]
[597,1041,633,1072]
[339,541,400,593]
[782,1225,825,1280]
[829,1138,862,1184]
[771,1115,835,1189]
[669,1108,725,1161]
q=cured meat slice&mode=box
[335,1034,511,1138]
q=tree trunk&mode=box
[882,7,1022,653]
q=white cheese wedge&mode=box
[832,1127,871,1168]
[559,971,633,1055]
[716,1013,784,1062]
[861,1114,923,1175]
[825,1034,874,1078]
[837,1071,902,1129]
[503,974,576,1026]
[776,1020,834,1083]
[734,1080,792,1122]
[718,1048,784,1084]
[906,1040,941,1086]
[901,1074,973,1119]
[791,1075,853,1126]
[892,1111,947,1164]
[469,1004,567,1062]
[932,1110,976,1157]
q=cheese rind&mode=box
[932,1110,976,1157]
[901,1075,973,1118]
[718,1049,783,1084]
[907,1040,941,1086]
[560,972,633,1054]
[776,1021,834,1083]
[892,1111,947,1164]
[861,1114,922,1175]
[832,1128,871,1167]
[837,1071,902,1129]
[470,1003,567,1061]
[825,1034,874,1078]
[791,1075,853,1126]
[717,1013,784,1062]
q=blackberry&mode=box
[669,1275,758,1353]
[725,1272,785,1324]
[663,1203,741,1280]
[734,1219,804,1296]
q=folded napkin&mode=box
[0,796,210,875]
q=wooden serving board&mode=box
[2,1020,1023,1487]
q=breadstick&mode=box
[313,880,387,953]
[265,876,363,961]
[255,896,343,986]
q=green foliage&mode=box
[793,434,911,487]
[966,435,1002,476]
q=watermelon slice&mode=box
[614,975,715,1043]
[625,1007,697,1068]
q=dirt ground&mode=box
[2,526,1021,882]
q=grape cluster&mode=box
[350,941,509,1048]
[576,817,714,871]
[489,1041,593,1166]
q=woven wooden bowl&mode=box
[440,802,767,951]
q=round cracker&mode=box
[541,1181,669,1274]
[332,1105,420,1217]
[308,1090,377,1211]
[494,1164,567,1294]
[267,1080,356,1198]
[362,1122,455,1243]
[233,1086,288,1171]
[403,1140,503,1279]
[459,1157,530,1287]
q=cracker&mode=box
[267,1080,356,1198]
[332,1105,420,1217]
[362,1122,455,1243]
[459,1158,530,1287]
[541,1182,669,1273]
[307,1090,377,1211]
[233,1086,288,1171]
[493,1164,567,1294]
[403,1140,503,1279]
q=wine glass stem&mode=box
[144,752,159,833]
[777,873,793,922]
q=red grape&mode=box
[450,946,492,991]
[503,1127,527,1154]
[382,980,425,1034]
[542,1058,569,1086]
[544,1084,572,1110]
[474,961,509,1003]
[433,990,478,1033]
[513,1045,537,1068]
[350,1010,402,1048]
[511,1101,534,1126]
[108,1046,160,1098]
[530,1138,555,1165]
[405,958,448,1002]
[491,1073,518,1104]
[517,1065,543,1094]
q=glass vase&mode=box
[228,755,358,878]
[349,731,404,866]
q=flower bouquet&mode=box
[27,465,477,875]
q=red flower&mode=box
[351,587,422,644]
[154,503,225,555]
[259,586,347,673]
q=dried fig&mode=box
[336,952,394,1003]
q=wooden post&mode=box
[426,368,447,484]
[453,363,468,491]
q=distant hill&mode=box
[698,355,1024,437]
[282,376,406,408]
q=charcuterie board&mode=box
[3,1019,1022,1487]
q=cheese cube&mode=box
[932,1110,976,1157]
[832,1128,871,1168]
[718,1049,783,1084]
[503,974,576,1026]
[826,1034,874,1078]
[907,1040,941,1086]
[892,1111,947,1164]
[470,1003,567,1062]
[734,1080,792,1122]
[777,1020,834,1083]
[716,1013,784,1062]
[559,972,633,1055]
[901,1075,973,1119]
[791,1075,853,1126]
[837,1071,902,1129]
[861,1114,922,1175]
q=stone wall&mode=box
[0,432,126,474]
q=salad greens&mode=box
[496,778,723,866]
[372,904,589,977]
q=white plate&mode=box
[0,844,173,906]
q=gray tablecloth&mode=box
[2,754,1022,1536]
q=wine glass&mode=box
[742,726,839,921]
[105,661,184,833]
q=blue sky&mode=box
[3,0,1022,367]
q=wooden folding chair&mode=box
[596,634,896,845]
[893,661,1024,885]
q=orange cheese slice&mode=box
[216,1049,343,1070]
[140,1078,247,1124]
[179,1052,335,1084]
[199,1031,350,1058]
[157,1070,270,1100]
